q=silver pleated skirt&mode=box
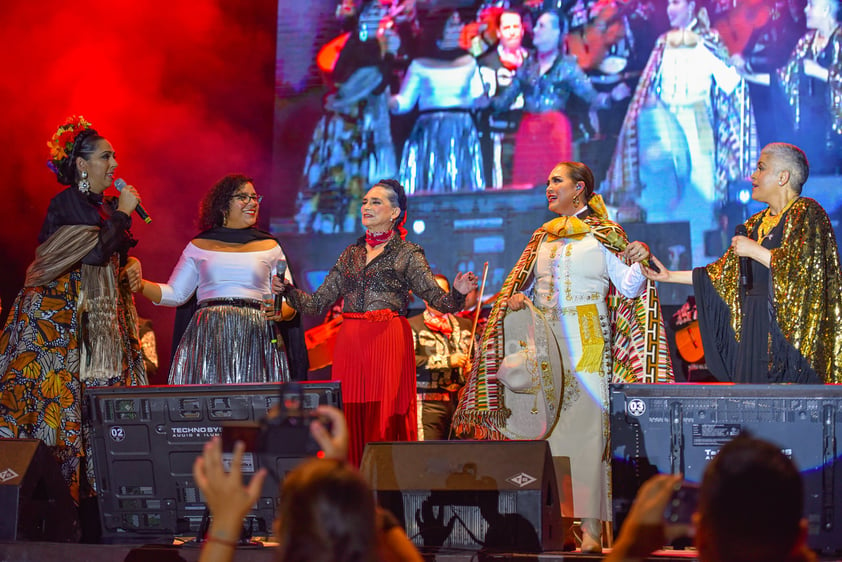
[169,302,290,385]
[399,110,485,195]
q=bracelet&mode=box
[204,533,239,548]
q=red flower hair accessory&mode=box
[47,115,93,165]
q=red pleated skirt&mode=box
[512,111,573,187]
[332,311,417,465]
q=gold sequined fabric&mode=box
[704,197,842,383]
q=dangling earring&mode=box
[572,193,580,206]
[78,170,90,193]
[222,211,229,227]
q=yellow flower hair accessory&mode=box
[47,115,93,164]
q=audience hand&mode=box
[193,437,267,545]
[310,405,350,461]
[605,473,685,561]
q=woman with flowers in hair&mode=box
[0,116,147,503]
[274,179,479,465]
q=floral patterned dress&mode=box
[0,187,146,501]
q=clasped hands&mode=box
[122,257,143,293]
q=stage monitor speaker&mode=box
[610,383,842,555]
[360,440,565,553]
[0,438,80,542]
[86,382,341,544]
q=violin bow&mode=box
[466,261,489,360]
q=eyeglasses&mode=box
[231,193,264,204]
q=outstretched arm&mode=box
[641,255,693,285]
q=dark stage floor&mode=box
[0,541,703,562]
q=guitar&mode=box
[674,320,704,363]
[713,0,770,56]
[565,0,655,72]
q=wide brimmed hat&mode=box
[496,300,564,440]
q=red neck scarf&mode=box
[498,46,526,71]
[423,310,453,335]
[366,229,394,248]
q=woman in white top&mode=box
[390,10,486,194]
[134,174,294,384]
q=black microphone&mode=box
[274,261,287,315]
[735,224,749,288]
[114,178,152,223]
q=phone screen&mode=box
[220,422,261,452]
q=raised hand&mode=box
[453,271,479,295]
[605,473,685,561]
[310,405,350,461]
[192,437,267,545]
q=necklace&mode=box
[758,197,798,242]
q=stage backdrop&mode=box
[268,0,842,315]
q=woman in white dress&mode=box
[605,0,751,267]
[134,174,294,384]
[455,162,673,553]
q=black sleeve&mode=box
[692,267,738,382]
[334,35,384,83]
[39,190,136,266]
[81,208,133,266]
[279,314,310,381]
